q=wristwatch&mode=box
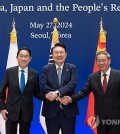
[55,90,60,97]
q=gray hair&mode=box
[96,51,111,60]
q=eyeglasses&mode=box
[18,54,30,59]
[96,59,109,63]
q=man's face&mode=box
[52,46,67,66]
[96,54,111,73]
[17,50,31,69]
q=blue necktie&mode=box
[20,70,25,92]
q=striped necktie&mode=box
[57,67,61,86]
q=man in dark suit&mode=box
[0,47,46,134]
[65,51,120,134]
[41,43,79,134]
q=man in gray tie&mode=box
[0,47,46,134]
[41,43,79,134]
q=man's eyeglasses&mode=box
[96,59,109,63]
[18,55,30,59]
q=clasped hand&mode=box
[46,92,72,105]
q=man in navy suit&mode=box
[0,47,46,134]
[41,43,79,134]
[65,51,120,134]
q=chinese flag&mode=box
[85,18,107,134]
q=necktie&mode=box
[103,73,107,93]
[57,68,63,109]
[20,70,25,92]
[57,67,61,86]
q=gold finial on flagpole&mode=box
[99,17,107,43]
[52,17,59,43]
[53,17,58,27]
[10,18,17,43]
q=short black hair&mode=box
[96,51,110,60]
[51,43,67,54]
[17,47,31,57]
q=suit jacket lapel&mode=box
[51,64,60,87]
[61,64,69,86]
[105,69,116,95]
[51,64,69,88]
[95,71,104,95]
[14,66,21,93]
[24,68,34,90]
[25,68,30,89]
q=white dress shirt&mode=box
[101,67,111,86]
[18,66,28,87]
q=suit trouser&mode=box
[6,110,31,134]
[97,115,120,134]
[97,124,110,134]
[45,109,76,134]
[97,124,120,134]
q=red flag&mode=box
[85,18,107,134]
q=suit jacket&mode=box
[41,63,79,119]
[72,69,120,120]
[0,66,45,122]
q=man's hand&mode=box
[1,109,8,121]
[46,91,58,101]
[63,96,72,103]
[57,96,72,105]
[58,97,68,105]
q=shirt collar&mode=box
[19,66,28,73]
[55,63,64,70]
[101,67,111,77]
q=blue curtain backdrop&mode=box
[0,0,120,134]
